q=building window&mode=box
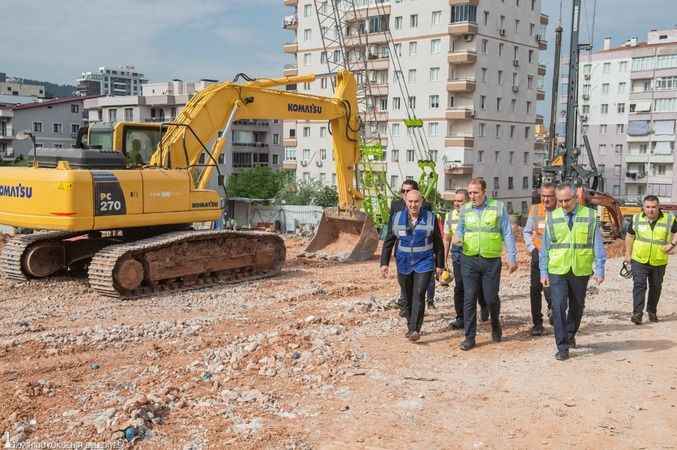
[108,109,117,122]
[479,123,486,137]
[408,96,416,109]
[615,144,624,153]
[617,103,626,113]
[272,134,279,145]
[495,151,500,162]
[406,149,415,162]
[601,104,609,114]
[320,127,327,137]
[510,125,515,138]
[507,201,514,214]
[495,124,501,138]
[496,97,502,112]
[71,104,79,113]
[618,82,627,94]
[429,67,439,81]
[302,148,311,160]
[410,14,418,28]
[304,4,312,17]
[408,69,417,83]
[303,53,311,66]
[390,175,399,189]
[602,83,610,95]
[450,5,477,23]
[619,61,628,72]
[124,108,133,121]
[599,144,607,154]
[526,101,532,113]
[429,95,440,109]
[432,11,442,25]
[480,95,486,110]
[493,177,500,190]
[508,151,514,164]
[478,150,484,162]
[53,123,62,134]
[71,124,80,134]
[600,124,607,135]
[508,177,514,189]
[617,124,625,135]
[409,42,417,56]
[481,68,487,83]
[431,39,441,54]
[499,43,504,56]
[33,122,43,133]
[522,176,529,189]
[524,126,530,139]
[603,62,611,73]
[523,152,529,164]
[285,149,296,160]
[393,97,401,110]
[303,126,310,137]
[394,16,402,29]
[498,70,503,85]
[320,148,327,160]
[392,123,400,136]
[303,28,312,41]
[482,39,488,54]
[428,122,439,137]
[391,149,399,162]
[429,150,438,161]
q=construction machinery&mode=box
[538,0,625,239]
[0,70,378,298]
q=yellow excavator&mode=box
[0,70,378,298]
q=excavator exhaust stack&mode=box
[303,208,379,262]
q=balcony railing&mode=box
[283,15,298,30]
[232,142,269,148]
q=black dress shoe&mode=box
[405,331,412,338]
[555,351,569,361]
[459,339,475,351]
[449,318,464,329]
[567,336,576,349]
[408,331,421,342]
[648,312,658,322]
[531,324,544,336]
[480,307,490,322]
[631,313,642,325]
[492,322,502,342]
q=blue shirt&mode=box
[539,206,607,279]
[454,198,518,265]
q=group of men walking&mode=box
[380,177,677,360]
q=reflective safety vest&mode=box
[392,209,436,274]
[461,199,504,259]
[445,209,461,237]
[546,206,596,276]
[631,212,675,266]
[528,203,546,250]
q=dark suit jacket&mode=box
[380,203,444,269]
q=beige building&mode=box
[0,72,46,98]
[281,0,547,214]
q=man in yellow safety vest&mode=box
[540,184,607,361]
[624,195,677,324]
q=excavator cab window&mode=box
[88,127,113,150]
[123,127,162,165]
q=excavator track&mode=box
[88,230,285,299]
[0,231,78,281]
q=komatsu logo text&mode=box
[0,183,32,199]
[288,103,323,114]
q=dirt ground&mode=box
[1,235,676,449]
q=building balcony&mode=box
[445,135,474,148]
[538,38,548,50]
[0,110,14,118]
[0,132,13,140]
[283,64,298,76]
[363,110,388,122]
[448,50,477,64]
[536,114,544,125]
[345,4,391,20]
[344,32,388,47]
[283,0,297,6]
[540,14,549,25]
[367,83,389,96]
[449,0,479,4]
[625,153,651,163]
[445,107,473,120]
[283,15,298,30]
[366,57,389,70]
[445,163,473,175]
[283,138,297,147]
[447,78,476,93]
[283,42,299,54]
[282,160,297,170]
[537,89,545,100]
[538,64,546,76]
[534,140,545,151]
[448,22,478,36]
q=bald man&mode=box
[381,190,445,341]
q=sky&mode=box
[0,0,675,93]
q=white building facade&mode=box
[281,0,547,214]
[77,66,147,97]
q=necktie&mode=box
[567,212,574,230]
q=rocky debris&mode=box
[4,418,37,445]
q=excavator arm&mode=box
[149,71,362,211]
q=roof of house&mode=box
[13,95,100,110]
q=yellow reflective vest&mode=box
[461,199,504,258]
[631,212,675,266]
[546,206,595,276]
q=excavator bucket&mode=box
[303,208,379,262]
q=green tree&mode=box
[275,179,338,207]
[226,166,286,199]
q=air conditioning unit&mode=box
[499,29,506,37]
[584,74,591,80]
[512,85,519,93]
[300,160,308,167]
[582,94,590,101]
[316,160,323,167]
[580,115,588,122]
[513,59,519,67]
[463,34,474,42]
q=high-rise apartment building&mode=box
[77,66,147,97]
[558,29,677,202]
[281,0,547,214]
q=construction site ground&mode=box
[1,235,677,449]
